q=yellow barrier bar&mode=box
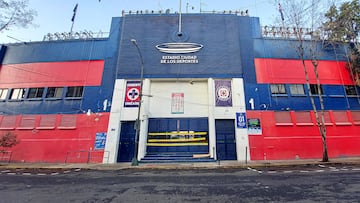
[147,142,208,147]
[148,132,208,136]
[147,137,206,143]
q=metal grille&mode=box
[295,112,312,124]
[0,116,17,129]
[37,115,56,129]
[18,115,36,129]
[352,111,360,124]
[58,115,77,129]
[274,111,292,124]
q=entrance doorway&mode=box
[147,118,209,153]
[215,119,237,160]
[117,121,136,162]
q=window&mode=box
[0,89,8,100]
[310,84,323,95]
[345,85,357,96]
[270,84,286,94]
[9,88,25,100]
[27,88,44,99]
[66,86,83,98]
[46,87,64,98]
[290,84,305,95]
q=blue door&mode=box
[216,119,237,160]
[117,121,136,162]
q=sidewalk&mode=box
[1,157,360,170]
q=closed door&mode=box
[216,119,237,160]
[117,121,136,162]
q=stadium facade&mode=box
[0,12,359,163]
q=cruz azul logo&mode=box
[124,81,141,107]
[215,80,232,107]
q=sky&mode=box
[0,0,346,44]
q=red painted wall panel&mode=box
[1,113,109,163]
[247,110,360,161]
[254,58,353,85]
[0,60,104,88]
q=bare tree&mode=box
[276,0,329,162]
[0,0,37,32]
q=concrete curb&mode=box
[1,157,360,171]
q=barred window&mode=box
[270,84,286,94]
[0,89,8,100]
[46,87,64,98]
[310,84,323,95]
[290,84,305,95]
[65,86,83,98]
[345,85,357,96]
[9,88,25,100]
[27,88,44,99]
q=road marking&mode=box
[300,170,309,173]
[7,173,16,175]
[315,170,324,173]
[247,167,262,174]
[283,171,293,173]
[63,170,71,174]
[267,171,277,174]
[1,170,10,173]
[74,168,81,172]
[22,173,32,176]
[37,173,46,176]
[318,164,326,168]
[352,168,360,171]
[51,172,59,175]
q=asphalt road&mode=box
[0,164,360,203]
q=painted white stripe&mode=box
[267,171,277,174]
[283,171,293,173]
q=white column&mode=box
[138,79,151,159]
[232,78,250,162]
[103,79,126,164]
[207,78,216,159]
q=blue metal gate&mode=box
[147,118,209,153]
[216,119,237,160]
[117,121,136,162]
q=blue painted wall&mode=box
[116,14,259,79]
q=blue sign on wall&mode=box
[94,132,107,150]
[236,112,247,129]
